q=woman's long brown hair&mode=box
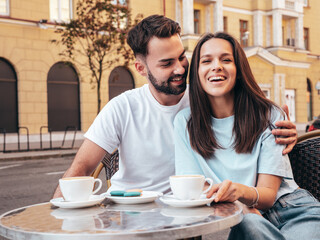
[188,32,282,159]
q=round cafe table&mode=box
[0,198,243,240]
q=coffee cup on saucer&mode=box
[169,175,213,200]
[59,176,102,202]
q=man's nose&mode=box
[173,61,186,75]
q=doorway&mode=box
[0,58,18,133]
[47,62,80,131]
[108,66,134,100]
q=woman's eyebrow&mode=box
[200,52,233,59]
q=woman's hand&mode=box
[207,180,244,203]
[272,104,297,154]
[206,175,280,211]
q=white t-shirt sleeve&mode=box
[84,98,123,154]
[174,109,203,175]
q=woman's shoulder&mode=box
[174,107,191,125]
[270,106,286,125]
[176,107,191,118]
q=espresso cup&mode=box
[169,175,213,200]
[59,176,102,202]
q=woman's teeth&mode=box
[208,76,226,82]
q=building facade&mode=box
[0,0,319,135]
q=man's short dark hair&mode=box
[127,15,181,57]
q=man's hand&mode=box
[272,105,297,154]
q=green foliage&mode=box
[52,0,142,113]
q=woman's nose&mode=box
[212,61,223,71]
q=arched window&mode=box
[307,78,312,121]
[108,66,134,100]
[47,62,80,131]
[0,58,18,133]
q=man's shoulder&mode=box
[115,85,147,99]
[107,85,148,106]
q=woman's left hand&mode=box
[272,104,297,154]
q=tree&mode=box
[52,0,141,114]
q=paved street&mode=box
[0,156,107,215]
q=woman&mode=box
[174,32,320,240]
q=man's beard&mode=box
[147,69,187,95]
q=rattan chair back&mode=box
[91,149,119,189]
[288,130,320,200]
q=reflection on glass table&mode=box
[0,198,243,240]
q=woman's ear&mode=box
[135,58,147,77]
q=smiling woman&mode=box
[174,32,320,240]
[198,38,237,117]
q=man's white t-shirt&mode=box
[85,84,189,193]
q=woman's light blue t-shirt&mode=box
[174,107,298,201]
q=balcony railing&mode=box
[285,0,295,10]
[285,38,295,47]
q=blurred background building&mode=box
[0,0,319,138]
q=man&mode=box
[53,15,297,198]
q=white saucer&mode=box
[103,191,163,204]
[50,195,105,209]
[159,194,216,208]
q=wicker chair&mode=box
[91,149,119,190]
[288,130,320,200]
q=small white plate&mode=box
[50,195,105,209]
[159,194,216,208]
[104,191,163,204]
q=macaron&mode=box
[110,190,126,196]
[123,191,141,197]
[126,188,143,193]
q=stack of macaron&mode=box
[110,189,143,197]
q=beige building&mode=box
[0,0,319,137]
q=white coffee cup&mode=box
[59,176,102,202]
[169,175,213,200]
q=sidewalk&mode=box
[0,148,79,161]
[0,132,84,161]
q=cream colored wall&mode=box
[303,0,320,54]
[252,0,271,10]
[248,55,274,93]
[281,67,308,122]
[0,20,98,132]
[1,0,320,133]
[1,24,51,133]
[10,0,49,21]
[223,11,253,46]
[248,55,311,123]
[307,58,320,119]
[223,0,252,10]
[130,1,164,19]
[193,3,206,34]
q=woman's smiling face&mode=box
[198,38,237,102]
